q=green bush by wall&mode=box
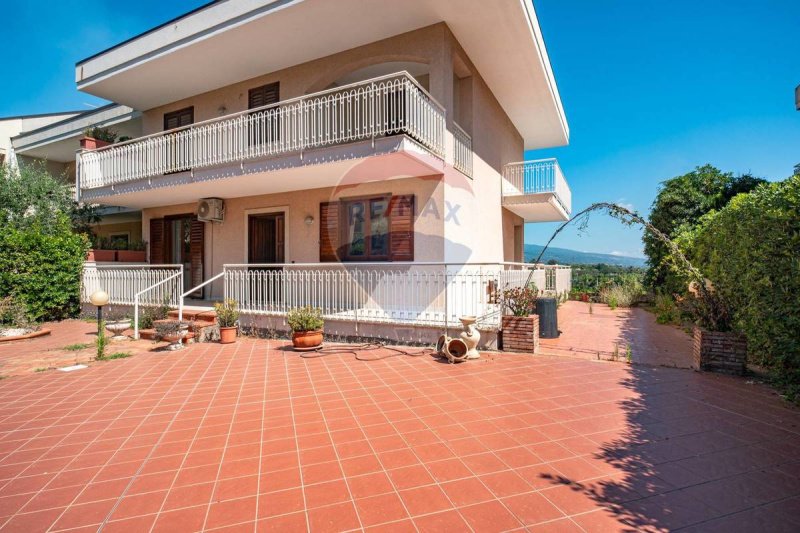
[691,175,800,396]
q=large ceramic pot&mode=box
[163,325,189,350]
[292,330,323,349]
[219,326,238,344]
[105,320,131,341]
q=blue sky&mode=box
[2,1,799,258]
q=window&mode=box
[320,194,414,263]
[109,233,130,248]
[342,196,390,261]
[163,107,194,130]
[249,82,280,146]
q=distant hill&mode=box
[524,244,647,267]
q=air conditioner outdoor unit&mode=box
[198,198,224,222]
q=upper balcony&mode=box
[76,72,465,207]
[501,159,572,222]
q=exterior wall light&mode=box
[304,215,315,226]
[89,290,110,335]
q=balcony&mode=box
[501,159,572,222]
[77,72,448,207]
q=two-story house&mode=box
[71,0,572,343]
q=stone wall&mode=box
[501,315,539,353]
[693,326,747,375]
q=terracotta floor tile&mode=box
[151,505,208,533]
[307,500,361,532]
[413,509,471,532]
[205,495,257,530]
[440,477,494,507]
[503,491,566,526]
[354,492,409,526]
[256,511,308,532]
[386,464,434,490]
[459,500,523,532]
[399,485,452,516]
[109,489,168,521]
[348,471,394,499]
[304,478,350,509]
[256,487,304,519]
[163,482,215,511]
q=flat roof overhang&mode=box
[12,105,141,163]
[75,0,568,150]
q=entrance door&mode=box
[247,213,285,311]
[163,215,204,298]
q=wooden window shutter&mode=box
[163,107,194,130]
[388,194,415,261]
[319,202,340,262]
[248,82,280,109]
[149,218,165,264]
[190,219,205,298]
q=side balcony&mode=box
[76,72,471,208]
[501,159,572,222]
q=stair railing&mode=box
[133,270,183,339]
[178,271,226,321]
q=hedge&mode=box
[0,220,89,322]
[691,175,800,395]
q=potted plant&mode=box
[104,307,132,341]
[214,299,240,344]
[287,306,324,349]
[117,240,147,262]
[500,285,539,353]
[80,126,118,150]
[87,235,116,262]
[155,320,190,350]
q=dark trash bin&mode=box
[536,297,559,338]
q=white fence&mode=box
[81,265,183,306]
[452,122,473,177]
[78,72,446,191]
[502,159,572,216]
[224,263,570,329]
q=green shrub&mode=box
[138,300,171,330]
[502,286,538,316]
[598,275,643,308]
[214,299,240,328]
[287,306,324,332]
[653,292,681,325]
[95,322,107,360]
[0,221,88,322]
[690,175,800,398]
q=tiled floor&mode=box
[539,302,695,368]
[0,339,798,532]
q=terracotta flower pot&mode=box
[117,250,146,263]
[80,137,111,150]
[292,330,323,349]
[87,249,116,262]
[219,326,238,344]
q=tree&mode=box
[0,163,91,321]
[644,165,765,293]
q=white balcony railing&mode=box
[224,262,571,328]
[80,262,571,329]
[78,72,446,192]
[453,122,473,177]
[81,264,183,306]
[502,159,572,216]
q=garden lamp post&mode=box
[89,290,110,336]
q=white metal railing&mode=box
[78,72,446,191]
[133,270,184,339]
[452,122,473,177]
[81,264,182,306]
[177,271,225,321]
[502,159,572,215]
[222,262,571,329]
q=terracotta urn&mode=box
[219,326,238,344]
[459,316,481,359]
[292,330,323,349]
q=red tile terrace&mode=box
[0,305,798,532]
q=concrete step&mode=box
[167,309,217,322]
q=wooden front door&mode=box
[247,213,285,310]
[151,214,204,298]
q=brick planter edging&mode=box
[501,315,539,353]
[693,326,747,375]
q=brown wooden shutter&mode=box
[190,219,205,298]
[149,218,164,264]
[389,194,415,261]
[275,215,285,263]
[248,83,280,109]
[319,202,340,262]
[163,107,194,130]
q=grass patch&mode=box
[63,343,91,351]
[105,352,132,360]
[34,367,48,372]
